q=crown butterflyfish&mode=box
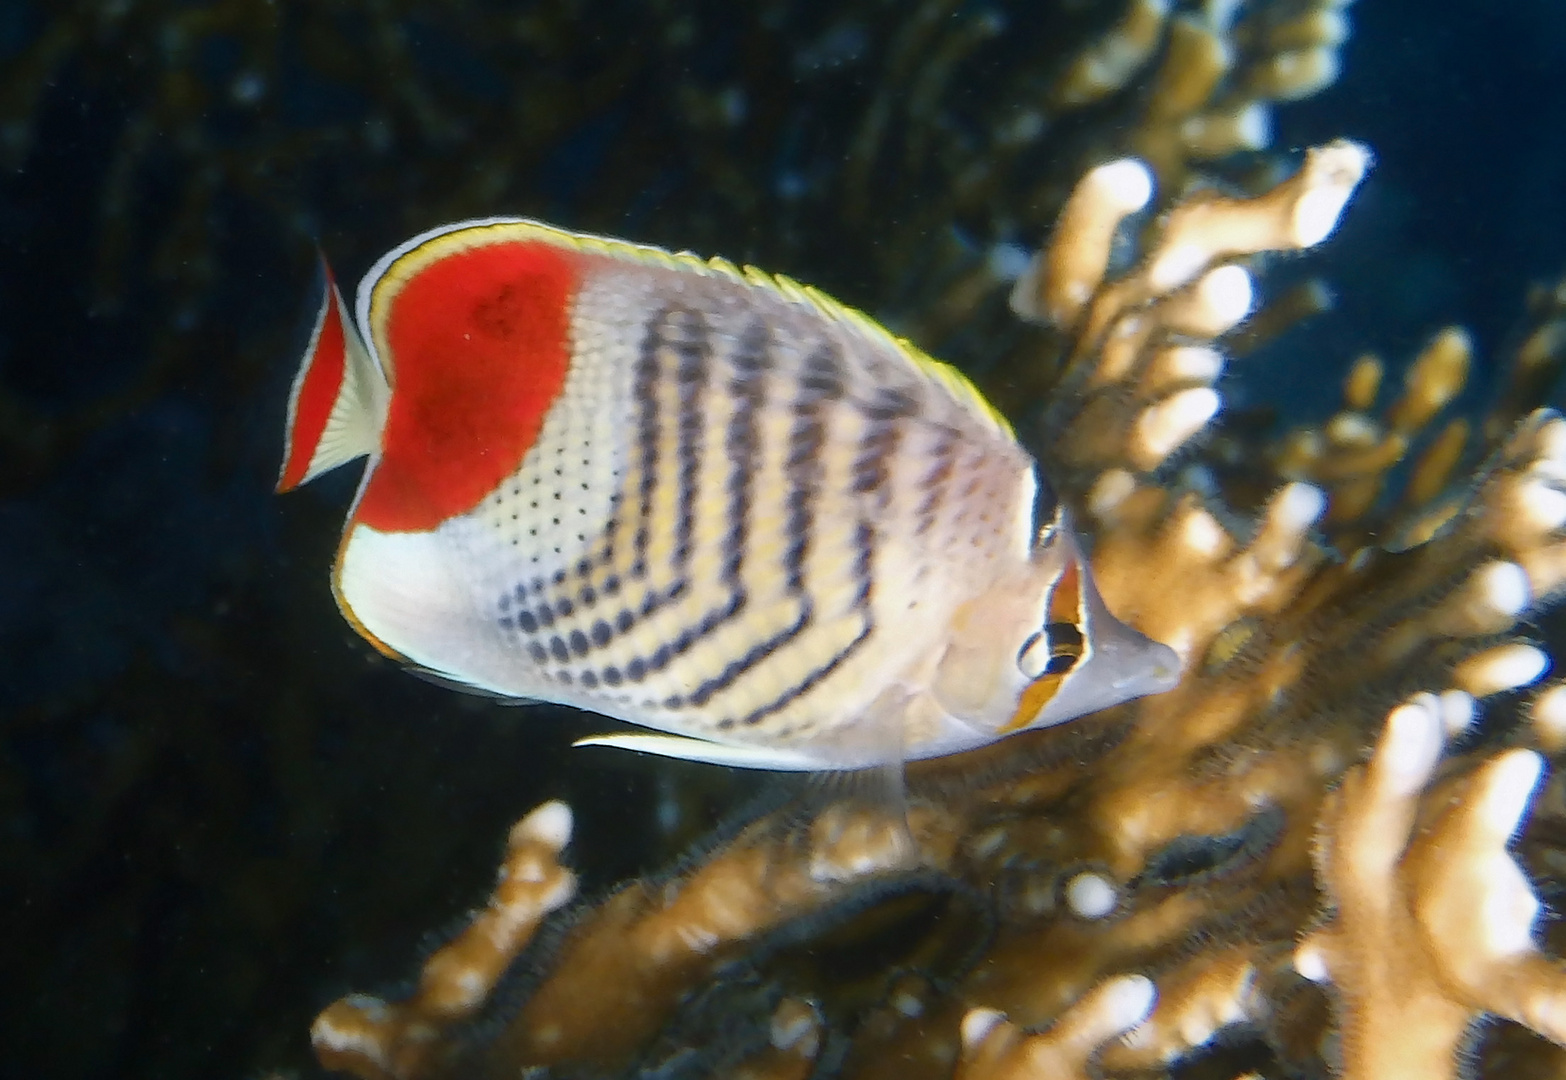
[278,219,1179,771]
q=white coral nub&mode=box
[1092,158,1157,214]
[1468,750,1544,958]
[1522,480,1566,532]
[1289,139,1369,245]
[1455,643,1550,698]
[1197,264,1255,326]
[1532,682,1566,751]
[516,799,574,851]
[1474,561,1531,619]
[1381,696,1445,797]
[956,976,1156,1080]
[1066,871,1118,919]
[1133,388,1220,469]
[1252,482,1325,570]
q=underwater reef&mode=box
[3,1,1566,1078]
[309,140,1566,1080]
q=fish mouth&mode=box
[1030,528,1183,726]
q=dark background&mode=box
[1,1,1563,1077]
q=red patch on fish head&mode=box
[355,239,577,532]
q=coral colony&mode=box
[303,5,1566,1080]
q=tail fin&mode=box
[277,257,389,493]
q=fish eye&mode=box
[1003,621,1086,735]
[1017,620,1085,680]
[1043,652,1077,676]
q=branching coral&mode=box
[307,130,1566,1080]
[1052,0,1351,171]
[312,801,578,1079]
[1296,695,1566,1080]
[955,976,1156,1080]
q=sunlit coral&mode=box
[956,976,1155,1080]
[1296,695,1566,1080]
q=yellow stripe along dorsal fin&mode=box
[357,217,1014,445]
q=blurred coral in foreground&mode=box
[305,128,1566,1080]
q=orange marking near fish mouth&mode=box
[1001,670,1066,734]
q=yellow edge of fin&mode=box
[329,525,407,663]
[362,218,1013,441]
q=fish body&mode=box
[279,219,1178,770]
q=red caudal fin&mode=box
[277,257,389,493]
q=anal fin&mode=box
[572,733,826,771]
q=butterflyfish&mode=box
[278,219,1179,771]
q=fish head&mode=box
[995,510,1180,735]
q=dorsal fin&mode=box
[277,257,389,492]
